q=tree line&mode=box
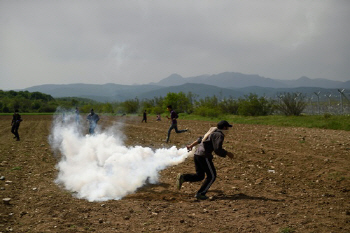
[0,90,307,116]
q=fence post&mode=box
[314,91,320,115]
[338,89,344,114]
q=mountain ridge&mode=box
[19,72,349,102]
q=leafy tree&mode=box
[193,95,222,117]
[71,99,78,107]
[102,103,114,113]
[3,105,10,113]
[238,94,273,116]
[122,98,139,113]
[194,106,221,117]
[163,92,191,113]
[32,101,41,110]
[219,97,239,114]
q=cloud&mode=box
[1,1,349,90]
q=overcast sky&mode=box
[1,0,349,90]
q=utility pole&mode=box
[325,94,332,112]
[309,96,313,115]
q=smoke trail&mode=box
[49,110,190,202]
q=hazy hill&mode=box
[153,72,350,89]
[277,76,350,88]
[153,72,287,88]
[138,83,244,100]
[22,72,349,102]
[25,83,162,102]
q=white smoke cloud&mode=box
[49,110,190,202]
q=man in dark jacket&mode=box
[165,105,188,143]
[87,109,100,134]
[177,120,234,200]
[11,109,22,141]
[141,110,147,123]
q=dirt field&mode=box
[0,115,349,233]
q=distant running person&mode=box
[75,107,80,124]
[165,105,188,143]
[11,109,23,141]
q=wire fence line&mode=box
[292,89,350,115]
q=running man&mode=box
[165,105,188,143]
[176,120,234,200]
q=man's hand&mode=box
[186,145,193,152]
[226,152,234,159]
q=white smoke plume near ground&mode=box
[49,109,191,202]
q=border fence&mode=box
[294,89,350,115]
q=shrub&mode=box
[194,106,221,118]
[276,92,307,116]
[237,94,273,116]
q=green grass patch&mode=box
[11,166,22,171]
[279,227,295,233]
[1,112,349,131]
[181,114,350,131]
[328,172,346,182]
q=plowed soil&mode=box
[0,115,349,233]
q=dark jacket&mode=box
[194,129,227,159]
[12,113,22,126]
[87,113,99,124]
[170,110,178,124]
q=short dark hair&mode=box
[167,105,172,109]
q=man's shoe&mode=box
[195,193,208,200]
[176,173,184,190]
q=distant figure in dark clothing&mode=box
[62,112,66,123]
[142,110,147,123]
[156,114,161,121]
[11,109,22,141]
[75,107,80,123]
[165,105,188,143]
[87,109,100,134]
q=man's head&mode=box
[14,109,19,114]
[167,105,172,111]
[90,109,94,114]
[217,120,232,130]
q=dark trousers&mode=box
[11,124,20,140]
[183,155,217,195]
[166,123,187,142]
[89,126,96,134]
